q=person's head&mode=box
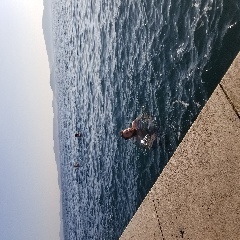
[120,128,137,140]
[75,133,81,137]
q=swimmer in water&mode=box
[120,117,143,140]
[120,127,137,139]
[120,114,158,148]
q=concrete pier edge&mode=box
[120,52,240,240]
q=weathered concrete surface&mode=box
[120,53,240,240]
[121,191,164,240]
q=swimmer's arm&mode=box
[132,115,141,128]
[132,119,138,128]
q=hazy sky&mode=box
[0,1,61,239]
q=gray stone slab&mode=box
[120,191,164,240]
[149,86,240,240]
[220,53,240,116]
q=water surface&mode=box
[51,0,240,239]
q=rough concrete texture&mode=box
[121,191,164,240]
[120,53,240,240]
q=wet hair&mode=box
[120,129,137,140]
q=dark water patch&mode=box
[202,1,240,96]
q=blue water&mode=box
[51,0,240,239]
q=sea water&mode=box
[51,0,240,239]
